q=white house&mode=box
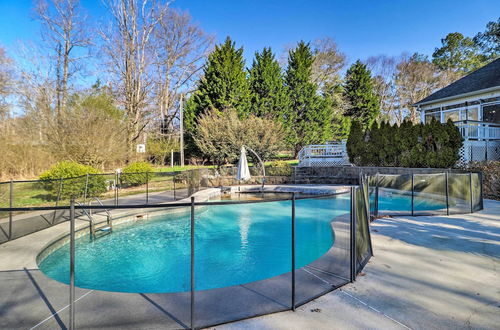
[414,57,500,163]
[297,58,500,167]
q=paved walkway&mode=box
[213,199,500,330]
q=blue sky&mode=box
[0,0,499,66]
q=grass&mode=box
[153,164,216,172]
[1,160,299,210]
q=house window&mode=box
[425,112,440,123]
[467,107,479,121]
[443,110,460,122]
[482,103,500,124]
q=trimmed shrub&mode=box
[266,161,293,176]
[120,162,154,187]
[39,161,106,199]
[347,118,463,168]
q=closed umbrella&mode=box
[236,146,251,181]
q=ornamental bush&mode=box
[266,161,293,176]
[347,118,463,168]
[120,161,154,187]
[39,161,106,199]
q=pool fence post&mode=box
[190,196,195,330]
[479,171,484,210]
[83,173,89,203]
[411,173,414,216]
[469,172,473,213]
[69,199,76,330]
[291,192,296,311]
[349,187,356,282]
[114,171,118,205]
[445,172,450,216]
[52,178,63,225]
[146,172,149,204]
[8,180,13,240]
[173,173,177,201]
[374,173,379,218]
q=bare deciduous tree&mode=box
[100,0,168,161]
[365,54,400,122]
[395,54,459,124]
[0,46,14,122]
[35,0,90,116]
[195,108,284,167]
[152,8,213,132]
[311,37,346,95]
[44,92,127,168]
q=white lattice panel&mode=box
[459,140,500,164]
[298,141,352,167]
[299,157,351,167]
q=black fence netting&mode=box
[471,172,483,212]
[193,199,292,328]
[369,171,483,218]
[448,173,472,214]
[377,174,412,215]
[295,194,351,306]
[0,182,9,243]
[413,173,447,216]
[0,169,216,244]
[0,182,372,329]
[354,182,372,273]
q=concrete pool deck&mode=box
[0,192,498,329]
[213,199,500,330]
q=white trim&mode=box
[415,86,500,107]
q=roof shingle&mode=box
[415,57,500,105]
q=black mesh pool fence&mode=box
[368,171,483,218]
[0,184,372,329]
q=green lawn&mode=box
[2,160,299,209]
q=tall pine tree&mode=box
[186,37,250,129]
[248,47,290,118]
[285,41,334,155]
[343,60,380,130]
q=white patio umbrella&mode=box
[236,146,251,181]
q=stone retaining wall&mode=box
[294,166,463,184]
[203,175,292,187]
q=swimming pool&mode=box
[38,195,349,293]
[38,191,444,293]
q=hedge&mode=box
[347,119,463,168]
[120,161,154,187]
[38,161,107,199]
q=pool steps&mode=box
[76,198,114,240]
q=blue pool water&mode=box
[38,192,444,293]
[39,196,349,293]
[372,189,446,213]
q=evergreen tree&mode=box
[346,121,365,165]
[248,47,290,118]
[343,60,380,130]
[432,32,488,74]
[474,17,500,60]
[186,37,250,124]
[285,41,334,155]
[346,118,462,168]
